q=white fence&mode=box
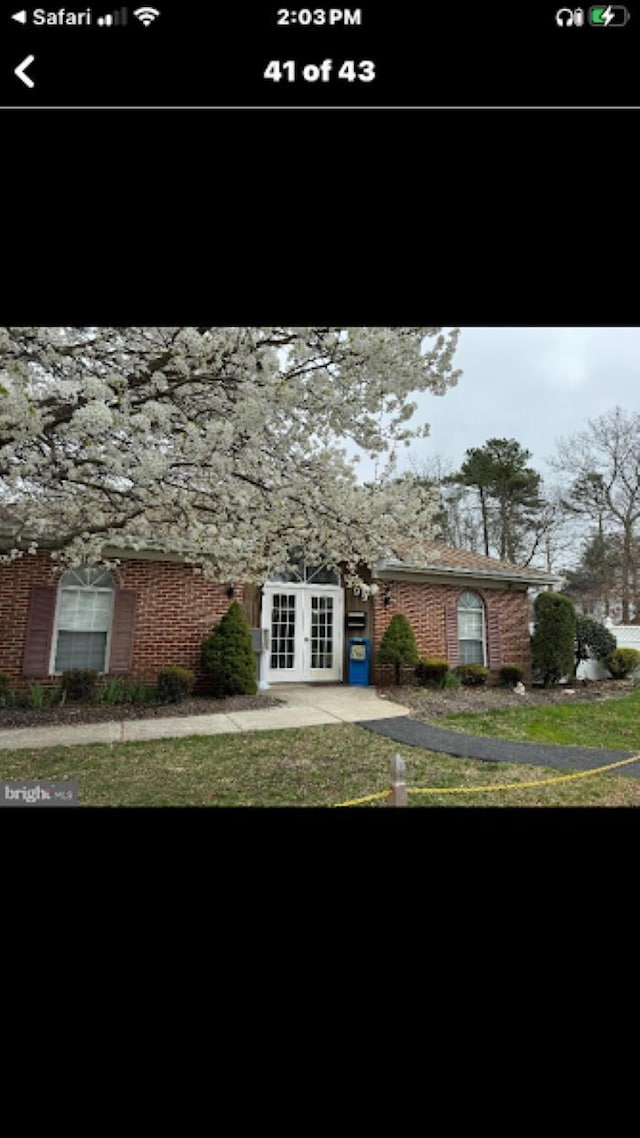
[613,624,640,649]
[576,622,640,680]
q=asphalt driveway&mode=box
[356,716,640,779]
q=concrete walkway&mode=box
[3,685,637,779]
[0,685,411,751]
[356,716,640,779]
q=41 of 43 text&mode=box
[263,59,375,82]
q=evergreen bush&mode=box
[415,658,449,687]
[376,613,419,685]
[574,615,617,672]
[604,647,640,679]
[61,668,99,702]
[499,664,524,686]
[201,601,258,697]
[155,666,196,704]
[531,591,576,687]
[454,663,489,686]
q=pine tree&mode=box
[201,601,257,697]
[455,438,543,562]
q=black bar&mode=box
[2,4,640,107]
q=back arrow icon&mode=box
[15,54,35,88]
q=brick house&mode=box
[369,545,559,685]
[0,521,559,689]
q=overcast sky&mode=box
[357,327,640,483]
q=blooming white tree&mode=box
[0,327,461,579]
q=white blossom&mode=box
[0,326,460,579]
[70,401,114,433]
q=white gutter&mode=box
[374,561,562,588]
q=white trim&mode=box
[375,561,560,588]
[262,583,344,683]
[457,591,487,667]
[49,580,115,676]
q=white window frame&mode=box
[49,568,115,676]
[457,590,486,666]
[268,560,341,586]
[261,583,344,683]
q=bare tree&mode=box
[408,455,483,551]
[553,406,640,622]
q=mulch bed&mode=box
[0,693,284,731]
[379,678,638,720]
[1,679,635,732]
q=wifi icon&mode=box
[134,6,160,25]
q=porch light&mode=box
[382,585,392,607]
[226,583,236,598]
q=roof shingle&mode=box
[379,540,560,585]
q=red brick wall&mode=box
[1,554,533,692]
[0,552,241,691]
[371,580,531,685]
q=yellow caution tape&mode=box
[334,753,640,806]
[408,752,640,795]
[334,789,392,808]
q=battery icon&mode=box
[588,5,630,24]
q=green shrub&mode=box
[377,613,420,685]
[0,673,14,708]
[98,676,128,705]
[604,647,640,680]
[500,664,524,686]
[201,601,258,697]
[454,663,489,686]
[575,615,617,672]
[27,681,47,708]
[531,591,576,687]
[61,668,99,702]
[98,676,155,704]
[155,666,196,704]
[415,657,449,687]
[127,681,154,704]
[441,669,461,690]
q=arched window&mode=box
[457,590,486,665]
[269,560,340,585]
[52,567,115,673]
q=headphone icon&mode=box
[556,7,585,24]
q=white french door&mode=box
[262,585,344,683]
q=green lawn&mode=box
[438,686,640,751]
[1,722,639,806]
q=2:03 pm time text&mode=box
[276,8,363,25]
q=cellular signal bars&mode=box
[97,8,128,26]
